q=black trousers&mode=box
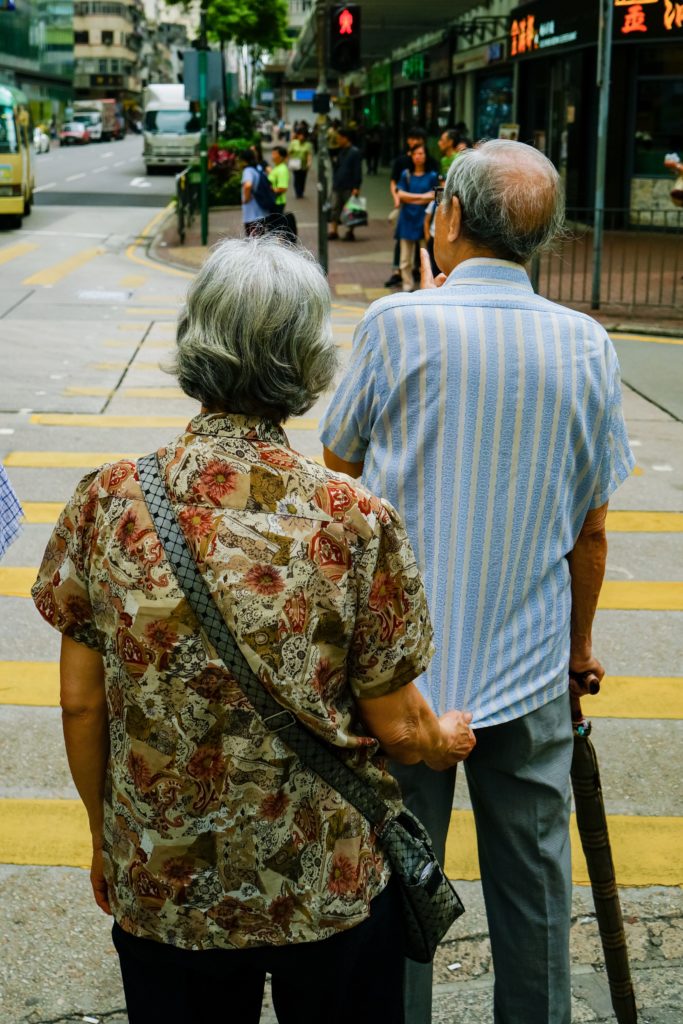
[293,168,308,197]
[112,880,404,1024]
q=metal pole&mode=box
[199,0,209,247]
[591,0,613,309]
[315,0,329,274]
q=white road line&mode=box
[66,173,86,182]
[93,167,106,174]
[33,182,56,192]
[101,151,114,158]
[114,161,125,168]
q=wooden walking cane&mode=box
[570,670,638,1024]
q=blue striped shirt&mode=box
[320,259,635,727]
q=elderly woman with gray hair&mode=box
[32,237,474,1024]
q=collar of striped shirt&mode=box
[443,257,534,291]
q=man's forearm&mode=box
[567,506,608,667]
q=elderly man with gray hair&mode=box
[321,140,635,1024]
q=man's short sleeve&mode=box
[31,470,101,650]
[348,500,434,699]
[320,317,384,465]
[590,356,636,509]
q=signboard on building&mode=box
[292,88,316,102]
[509,0,682,55]
[613,0,683,37]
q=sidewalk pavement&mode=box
[151,162,682,335]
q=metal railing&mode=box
[530,207,683,314]
[176,166,199,245]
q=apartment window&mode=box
[74,30,89,43]
[102,29,114,45]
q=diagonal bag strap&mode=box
[137,452,391,829]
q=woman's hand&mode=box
[91,846,112,915]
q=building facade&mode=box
[0,0,74,125]
[72,0,144,102]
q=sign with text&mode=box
[614,0,683,36]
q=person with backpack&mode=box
[239,149,276,236]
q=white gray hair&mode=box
[172,237,336,423]
[443,139,565,263]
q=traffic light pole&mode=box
[199,0,209,246]
[315,0,329,275]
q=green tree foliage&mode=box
[207,0,289,51]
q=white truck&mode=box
[143,84,203,173]
[73,99,120,142]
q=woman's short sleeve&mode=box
[348,500,434,699]
[31,470,101,650]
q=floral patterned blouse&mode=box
[33,413,433,951]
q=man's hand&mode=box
[420,247,447,289]
[425,710,476,770]
[90,847,112,915]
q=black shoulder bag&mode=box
[137,453,464,963]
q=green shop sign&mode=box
[401,53,429,81]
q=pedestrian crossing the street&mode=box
[0,239,681,901]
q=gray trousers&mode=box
[391,690,573,1024]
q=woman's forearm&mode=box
[63,707,109,845]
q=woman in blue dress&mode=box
[396,144,439,292]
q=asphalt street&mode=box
[0,148,681,1022]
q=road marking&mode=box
[632,465,644,476]
[0,799,679,884]
[120,274,146,288]
[598,581,683,610]
[30,413,318,430]
[65,173,85,182]
[63,386,112,396]
[93,167,105,174]
[0,242,39,266]
[130,177,151,189]
[33,182,56,192]
[125,203,194,280]
[22,247,103,287]
[125,307,176,316]
[0,568,35,598]
[0,662,59,705]
[20,503,64,524]
[611,332,683,347]
[3,451,138,468]
[101,151,113,158]
[590,676,683,719]
[123,387,185,398]
[114,161,125,168]
[442,811,683,887]
[606,511,683,532]
[90,361,161,371]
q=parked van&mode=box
[0,84,34,227]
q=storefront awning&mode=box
[289,1,486,74]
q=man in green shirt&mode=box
[438,129,460,177]
[268,147,289,210]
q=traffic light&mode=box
[329,5,361,73]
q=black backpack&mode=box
[252,166,278,214]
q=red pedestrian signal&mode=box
[329,4,361,72]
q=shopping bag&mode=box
[340,195,368,229]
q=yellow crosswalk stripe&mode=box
[125,307,177,316]
[3,660,681,716]
[29,413,319,430]
[22,247,103,287]
[91,361,161,371]
[21,502,64,523]
[4,451,138,468]
[0,663,59,705]
[119,275,146,288]
[591,676,683,719]
[443,811,682,887]
[598,581,683,611]
[64,386,112,397]
[606,511,683,532]
[122,387,185,399]
[0,241,39,265]
[0,799,679,884]
[611,332,683,346]
[0,568,35,598]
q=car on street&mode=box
[59,122,90,146]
